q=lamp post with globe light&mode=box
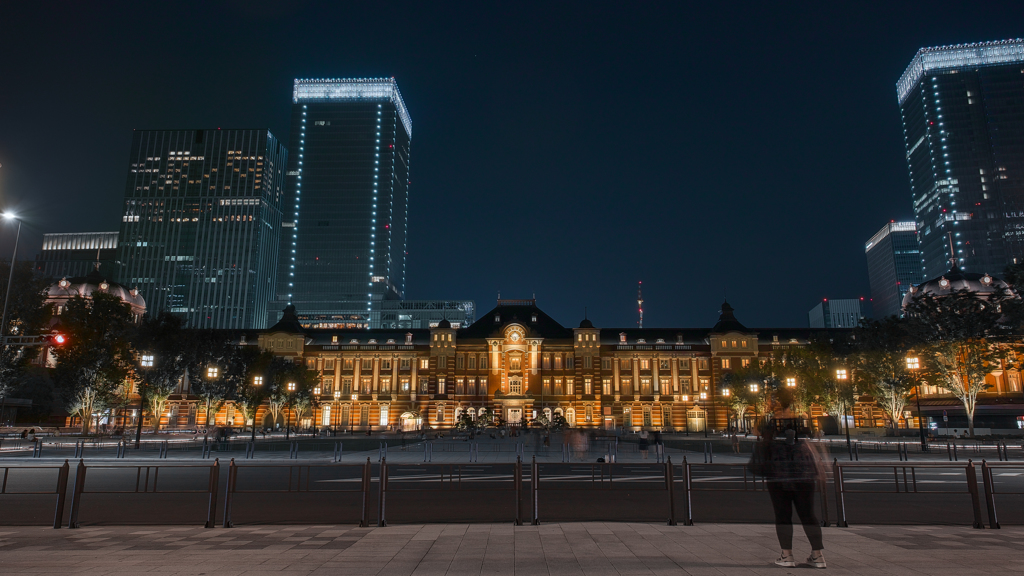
[836,368,852,457]
[907,357,927,450]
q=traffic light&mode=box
[46,333,67,345]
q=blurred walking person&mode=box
[749,419,826,569]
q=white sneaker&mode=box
[774,555,797,567]
[806,554,826,569]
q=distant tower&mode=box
[637,281,644,329]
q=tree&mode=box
[905,289,1011,438]
[790,340,854,432]
[282,361,320,438]
[233,349,271,442]
[51,293,134,434]
[853,318,919,435]
[187,331,246,428]
[134,313,190,433]
[0,260,52,407]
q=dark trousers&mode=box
[767,482,823,550]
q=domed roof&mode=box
[579,318,594,329]
[46,269,146,311]
[902,266,1014,309]
[436,318,452,329]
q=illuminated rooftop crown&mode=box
[293,77,412,137]
[897,39,1024,105]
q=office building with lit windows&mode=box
[117,129,288,329]
[35,231,120,280]
[865,221,924,318]
[272,78,412,329]
[807,298,870,328]
[898,39,1024,279]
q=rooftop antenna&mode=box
[637,281,644,329]
[947,232,957,269]
[584,306,588,320]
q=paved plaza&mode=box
[1,522,1022,575]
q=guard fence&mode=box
[1,456,1020,529]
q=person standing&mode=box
[750,421,826,569]
[731,430,740,454]
[638,429,649,459]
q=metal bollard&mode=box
[665,456,676,526]
[833,459,848,527]
[966,460,984,529]
[954,443,959,462]
[159,440,169,459]
[67,459,87,529]
[981,460,999,529]
[531,455,540,525]
[33,439,43,458]
[377,457,388,527]
[53,459,70,529]
[682,456,693,526]
[205,459,220,528]
[514,456,522,526]
[359,457,370,527]
[222,458,237,528]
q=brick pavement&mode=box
[1,522,1021,575]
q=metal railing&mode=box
[378,458,523,526]
[66,459,220,528]
[4,454,1022,529]
[830,459,985,528]
[221,458,371,528]
[0,460,69,528]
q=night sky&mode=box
[2,2,1023,329]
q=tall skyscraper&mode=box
[898,39,1024,279]
[118,129,287,329]
[807,298,870,328]
[274,78,412,329]
[865,221,924,318]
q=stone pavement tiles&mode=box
[0,523,1021,575]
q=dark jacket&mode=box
[749,438,823,489]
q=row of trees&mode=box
[722,288,1019,438]
[48,292,319,437]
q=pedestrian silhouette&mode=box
[749,419,826,568]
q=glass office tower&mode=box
[118,129,287,329]
[865,221,924,318]
[898,39,1024,279]
[273,78,412,328]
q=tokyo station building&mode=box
[230,299,852,432]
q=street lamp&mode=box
[837,368,852,457]
[251,375,263,442]
[907,357,927,450]
[333,390,340,436]
[135,353,154,448]
[0,212,23,347]
[699,390,708,438]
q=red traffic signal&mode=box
[47,333,67,345]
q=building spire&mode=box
[637,281,644,329]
